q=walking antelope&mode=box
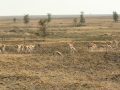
[88,43,97,51]
[106,44,113,52]
[112,40,119,47]
[112,40,119,50]
[17,45,21,53]
[17,44,24,53]
[69,46,77,54]
[17,44,35,54]
[53,51,63,60]
[29,45,35,53]
[67,43,77,54]
[68,43,73,47]
[24,45,35,53]
[24,45,30,53]
[0,44,5,53]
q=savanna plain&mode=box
[0,15,120,90]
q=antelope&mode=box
[88,43,97,51]
[106,44,113,52]
[68,43,73,47]
[0,44,5,53]
[29,45,35,53]
[24,45,35,53]
[69,46,77,54]
[17,44,21,53]
[21,45,25,53]
[53,51,63,60]
[24,45,30,53]
[112,40,119,48]
[67,43,77,54]
[17,44,24,53]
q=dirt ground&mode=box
[0,15,120,90]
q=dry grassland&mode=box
[0,15,120,90]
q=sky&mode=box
[0,0,120,16]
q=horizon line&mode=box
[0,14,113,17]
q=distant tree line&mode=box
[12,11,119,39]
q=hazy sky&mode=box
[0,0,119,16]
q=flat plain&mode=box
[0,15,120,90]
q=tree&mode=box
[80,11,85,24]
[23,14,30,25]
[47,13,52,22]
[13,18,16,23]
[73,18,77,27]
[38,19,48,38]
[113,11,119,23]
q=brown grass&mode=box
[0,15,120,89]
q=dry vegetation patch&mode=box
[0,15,120,89]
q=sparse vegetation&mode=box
[0,15,120,89]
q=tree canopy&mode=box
[23,14,30,25]
[113,11,119,23]
[80,11,85,23]
[13,18,16,23]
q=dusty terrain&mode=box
[0,15,120,90]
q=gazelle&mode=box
[24,45,35,53]
[24,45,30,53]
[67,43,77,54]
[68,43,73,47]
[17,44,24,53]
[112,40,119,47]
[88,43,97,51]
[53,51,63,60]
[17,44,21,53]
[0,44,5,53]
[111,40,119,50]
[106,44,113,52]
[29,45,35,53]
[69,46,77,54]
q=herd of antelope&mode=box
[0,40,119,60]
[0,41,77,60]
[53,42,77,60]
[88,40,119,52]
[52,40,119,60]
[17,44,35,54]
